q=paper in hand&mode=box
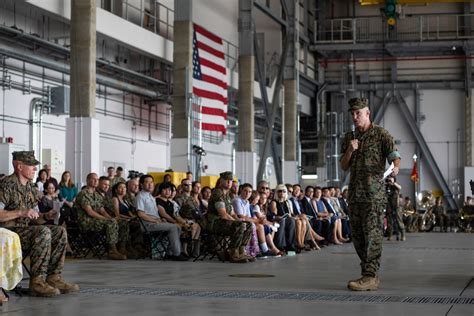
[382,162,395,180]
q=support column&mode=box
[462,0,474,200]
[283,79,298,184]
[236,0,257,186]
[282,0,298,184]
[171,0,193,172]
[66,0,99,187]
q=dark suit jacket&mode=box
[289,197,302,216]
[322,198,336,215]
[301,197,317,217]
[339,197,349,215]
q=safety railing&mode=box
[314,14,474,44]
[100,0,238,70]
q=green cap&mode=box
[12,151,40,165]
[219,171,233,181]
[348,97,368,111]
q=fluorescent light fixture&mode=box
[302,174,318,180]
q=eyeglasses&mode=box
[277,190,286,193]
[182,183,191,187]
[260,187,270,191]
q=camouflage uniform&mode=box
[341,121,400,277]
[98,192,130,242]
[124,192,136,210]
[175,194,200,220]
[74,189,120,246]
[122,192,145,246]
[0,174,67,278]
[208,188,252,249]
[110,176,126,188]
[385,183,404,238]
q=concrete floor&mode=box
[1,232,473,316]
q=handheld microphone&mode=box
[351,125,356,140]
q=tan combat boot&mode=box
[227,248,248,263]
[46,274,80,294]
[347,276,380,291]
[125,244,139,259]
[30,276,60,297]
[117,242,130,258]
[239,246,256,262]
[108,244,127,260]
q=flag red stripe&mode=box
[193,87,228,104]
[200,57,226,75]
[194,24,223,44]
[202,122,227,134]
[201,74,228,90]
[201,106,227,119]
[196,42,225,60]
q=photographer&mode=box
[385,176,405,241]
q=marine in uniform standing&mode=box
[340,98,401,291]
[0,151,79,296]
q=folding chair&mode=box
[66,207,108,259]
[132,209,170,260]
[194,228,231,262]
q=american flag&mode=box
[192,23,228,134]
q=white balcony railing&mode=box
[314,14,474,44]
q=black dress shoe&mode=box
[171,254,189,261]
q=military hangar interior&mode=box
[0,0,473,315]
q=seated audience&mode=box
[249,190,282,256]
[135,175,188,261]
[39,181,62,225]
[58,171,77,221]
[430,196,449,232]
[207,172,252,263]
[232,183,260,259]
[269,184,297,252]
[321,187,347,245]
[287,184,322,250]
[312,187,332,244]
[74,173,126,260]
[35,168,48,197]
[200,186,211,213]
[96,176,133,257]
[174,179,202,257]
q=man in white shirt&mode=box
[135,175,188,261]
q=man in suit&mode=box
[321,187,347,245]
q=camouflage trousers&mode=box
[78,217,128,246]
[349,203,384,277]
[209,218,252,249]
[386,203,405,237]
[11,225,67,278]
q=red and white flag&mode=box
[192,23,228,134]
[410,160,419,183]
